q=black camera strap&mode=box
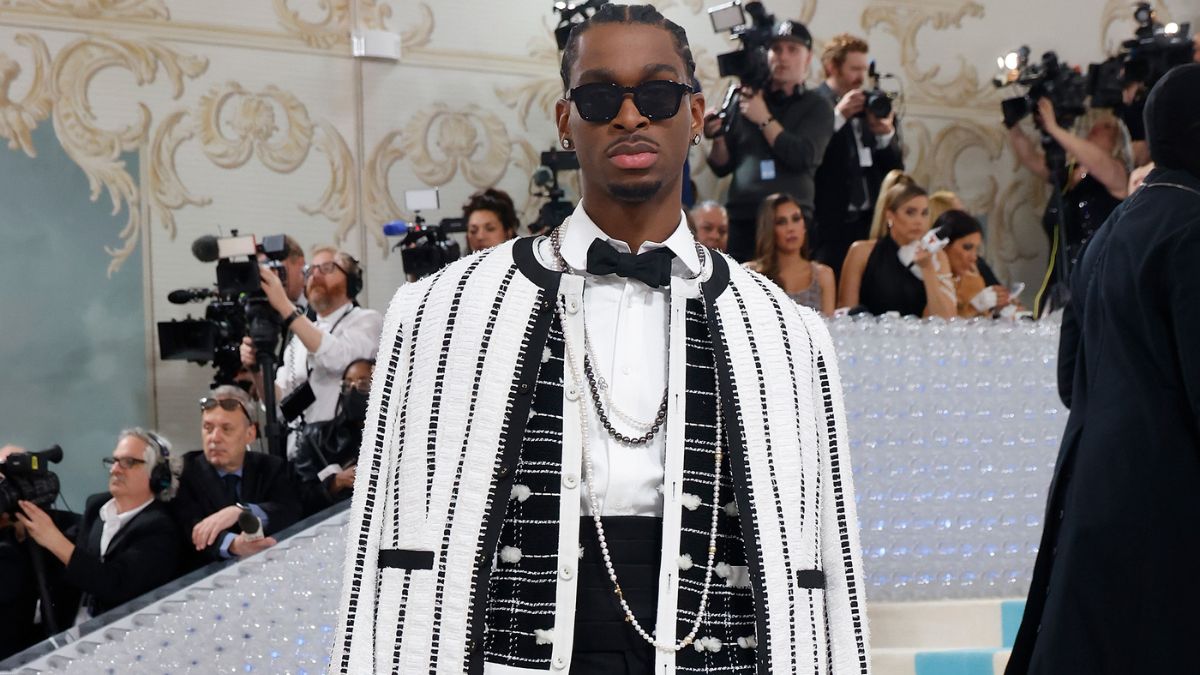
[303,305,355,379]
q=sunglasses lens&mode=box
[573,83,622,122]
[635,81,685,120]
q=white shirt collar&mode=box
[314,300,354,326]
[100,495,154,525]
[559,201,701,278]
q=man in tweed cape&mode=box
[332,5,869,674]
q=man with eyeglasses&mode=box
[704,18,834,263]
[173,385,300,566]
[291,358,374,516]
[12,429,182,623]
[332,5,866,675]
[240,245,382,457]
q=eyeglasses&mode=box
[103,457,147,470]
[199,397,254,424]
[341,380,371,394]
[303,261,347,278]
[566,80,694,123]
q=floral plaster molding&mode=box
[149,81,358,246]
[0,0,168,20]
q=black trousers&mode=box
[572,516,662,675]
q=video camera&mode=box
[1089,3,1193,109]
[0,445,62,515]
[552,0,609,50]
[994,47,1089,132]
[707,1,777,136]
[530,148,580,235]
[157,231,290,388]
[382,188,466,280]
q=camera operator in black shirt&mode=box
[705,19,834,263]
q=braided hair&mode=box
[559,4,696,93]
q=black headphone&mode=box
[142,430,173,496]
[343,254,364,300]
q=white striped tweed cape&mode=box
[330,235,870,674]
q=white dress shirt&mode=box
[276,300,384,426]
[98,496,154,556]
[539,204,701,518]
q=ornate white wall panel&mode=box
[1,0,1196,447]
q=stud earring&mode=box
[887,220,894,229]
[692,134,702,146]
[561,138,573,150]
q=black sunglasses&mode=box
[566,80,694,123]
[199,397,254,424]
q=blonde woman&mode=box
[839,175,956,318]
[745,193,836,315]
[928,190,965,227]
[1007,103,1132,315]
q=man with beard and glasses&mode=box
[704,17,834,263]
[240,245,382,457]
[290,358,374,516]
[331,5,869,675]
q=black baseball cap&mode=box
[772,20,813,50]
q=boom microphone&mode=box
[191,235,221,263]
[167,288,219,304]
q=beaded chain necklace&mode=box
[549,221,724,652]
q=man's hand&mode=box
[15,500,74,563]
[836,89,866,120]
[191,505,243,551]
[737,87,771,128]
[239,336,257,369]
[259,265,294,318]
[331,465,357,495]
[228,533,276,558]
[865,110,896,137]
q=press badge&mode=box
[760,159,776,180]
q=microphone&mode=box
[382,220,418,237]
[191,235,220,262]
[237,508,264,541]
[167,288,219,304]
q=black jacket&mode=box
[708,84,834,262]
[1007,168,1200,674]
[291,418,360,516]
[64,492,181,618]
[811,82,903,272]
[173,450,300,565]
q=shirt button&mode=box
[552,655,569,670]
[563,473,579,489]
[496,465,511,478]
[566,298,580,314]
[565,385,579,401]
[560,565,575,581]
[518,382,532,395]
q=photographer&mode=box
[13,430,181,623]
[291,358,373,517]
[464,188,520,253]
[1007,102,1131,315]
[240,245,382,454]
[813,33,904,278]
[174,386,300,565]
[704,19,834,263]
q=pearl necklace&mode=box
[549,224,724,653]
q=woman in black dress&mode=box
[838,172,957,318]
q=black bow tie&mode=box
[584,239,675,288]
